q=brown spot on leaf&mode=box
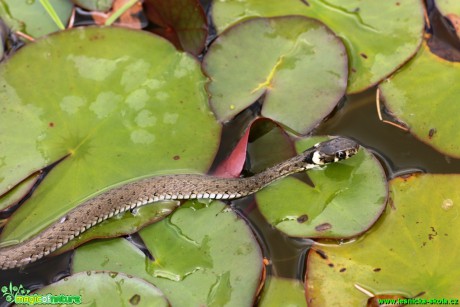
[360,53,368,59]
[428,128,436,139]
[315,249,328,260]
[173,155,180,160]
[340,268,346,272]
[315,223,332,232]
[373,268,381,272]
[49,122,55,127]
[297,214,308,223]
[328,263,334,268]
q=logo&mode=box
[1,282,82,305]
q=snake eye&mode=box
[336,151,346,160]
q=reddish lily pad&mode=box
[73,200,263,306]
[435,0,460,37]
[306,174,460,305]
[211,0,425,93]
[0,27,220,247]
[380,42,460,158]
[203,16,348,134]
[144,0,208,56]
[34,271,169,306]
[255,136,388,238]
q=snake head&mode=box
[310,137,360,165]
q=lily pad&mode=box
[73,200,263,306]
[258,277,307,307]
[255,136,388,238]
[211,0,425,93]
[34,271,169,306]
[50,201,179,255]
[306,174,460,305]
[435,0,460,37]
[0,172,40,211]
[379,42,460,158]
[73,0,113,12]
[0,0,73,37]
[0,27,220,246]
[203,16,348,134]
[144,0,208,56]
[246,118,296,174]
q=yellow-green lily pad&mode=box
[0,27,220,246]
[255,136,387,238]
[211,0,425,93]
[34,271,168,306]
[259,277,307,307]
[203,16,348,134]
[380,42,460,158]
[306,174,460,305]
[73,200,263,306]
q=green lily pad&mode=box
[306,174,460,305]
[73,200,263,306]
[0,0,73,37]
[380,42,460,158]
[211,0,424,93]
[34,271,168,306]
[435,0,460,38]
[0,27,220,246]
[259,277,307,307]
[73,0,113,12]
[0,172,40,211]
[51,201,179,255]
[203,16,348,134]
[255,136,387,238]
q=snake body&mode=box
[0,137,359,270]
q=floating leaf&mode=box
[203,16,348,134]
[256,136,387,238]
[144,0,208,56]
[258,277,307,307]
[0,0,73,37]
[34,271,169,306]
[211,0,424,93]
[0,172,40,211]
[306,174,460,305]
[73,0,113,12]
[51,201,179,255]
[380,42,460,158]
[0,27,220,245]
[73,200,263,306]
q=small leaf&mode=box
[256,136,388,238]
[204,16,347,134]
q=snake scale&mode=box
[0,137,359,270]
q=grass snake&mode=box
[0,137,359,270]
